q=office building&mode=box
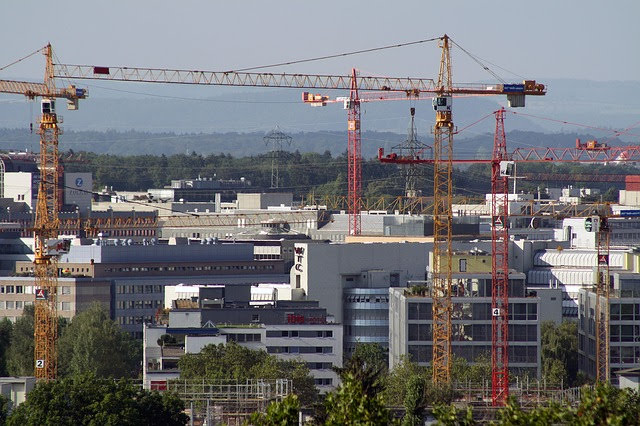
[578,271,640,384]
[291,241,427,355]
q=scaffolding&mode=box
[164,379,291,425]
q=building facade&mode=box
[578,271,640,384]
[389,273,562,379]
[291,241,427,355]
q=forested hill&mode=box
[0,128,627,158]
[59,150,639,201]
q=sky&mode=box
[1,0,639,139]
[2,0,639,82]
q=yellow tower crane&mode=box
[0,44,87,379]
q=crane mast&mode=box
[431,34,454,384]
[347,69,362,235]
[595,216,611,382]
[491,108,510,404]
[34,45,61,380]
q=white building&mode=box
[143,322,342,392]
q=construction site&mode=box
[1,7,640,423]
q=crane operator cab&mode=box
[41,98,55,115]
[432,96,452,112]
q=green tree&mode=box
[179,342,317,406]
[6,305,34,376]
[7,373,188,426]
[0,318,13,376]
[0,393,10,425]
[335,343,387,397]
[384,355,428,406]
[57,303,140,378]
[540,320,578,386]
[574,383,640,426]
[249,394,300,426]
[324,372,391,425]
[402,375,425,426]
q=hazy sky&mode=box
[2,0,639,83]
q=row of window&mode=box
[610,303,640,321]
[0,285,72,295]
[610,346,640,364]
[105,264,275,273]
[109,229,155,237]
[116,299,162,310]
[343,310,388,321]
[0,300,72,311]
[409,302,537,321]
[610,325,640,342]
[254,254,281,260]
[345,325,387,337]
[307,362,333,370]
[18,266,90,275]
[314,378,333,386]
[226,333,261,343]
[267,346,333,354]
[116,285,163,294]
[117,315,154,325]
[345,295,390,304]
[409,344,538,364]
[266,330,333,338]
[0,300,29,310]
[407,324,537,342]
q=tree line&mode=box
[62,149,637,201]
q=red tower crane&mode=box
[379,110,640,404]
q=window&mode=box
[61,286,71,295]
[61,302,71,311]
[16,286,23,294]
[459,258,467,272]
[6,301,14,309]
[15,301,23,309]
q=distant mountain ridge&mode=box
[0,79,637,157]
[0,128,628,159]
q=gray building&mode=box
[291,241,427,355]
[14,240,288,337]
[578,272,640,383]
[389,274,562,379]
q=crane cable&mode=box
[226,37,442,72]
[0,46,46,72]
[508,110,640,139]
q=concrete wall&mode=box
[237,193,293,210]
[4,172,35,209]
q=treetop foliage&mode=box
[6,373,188,426]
